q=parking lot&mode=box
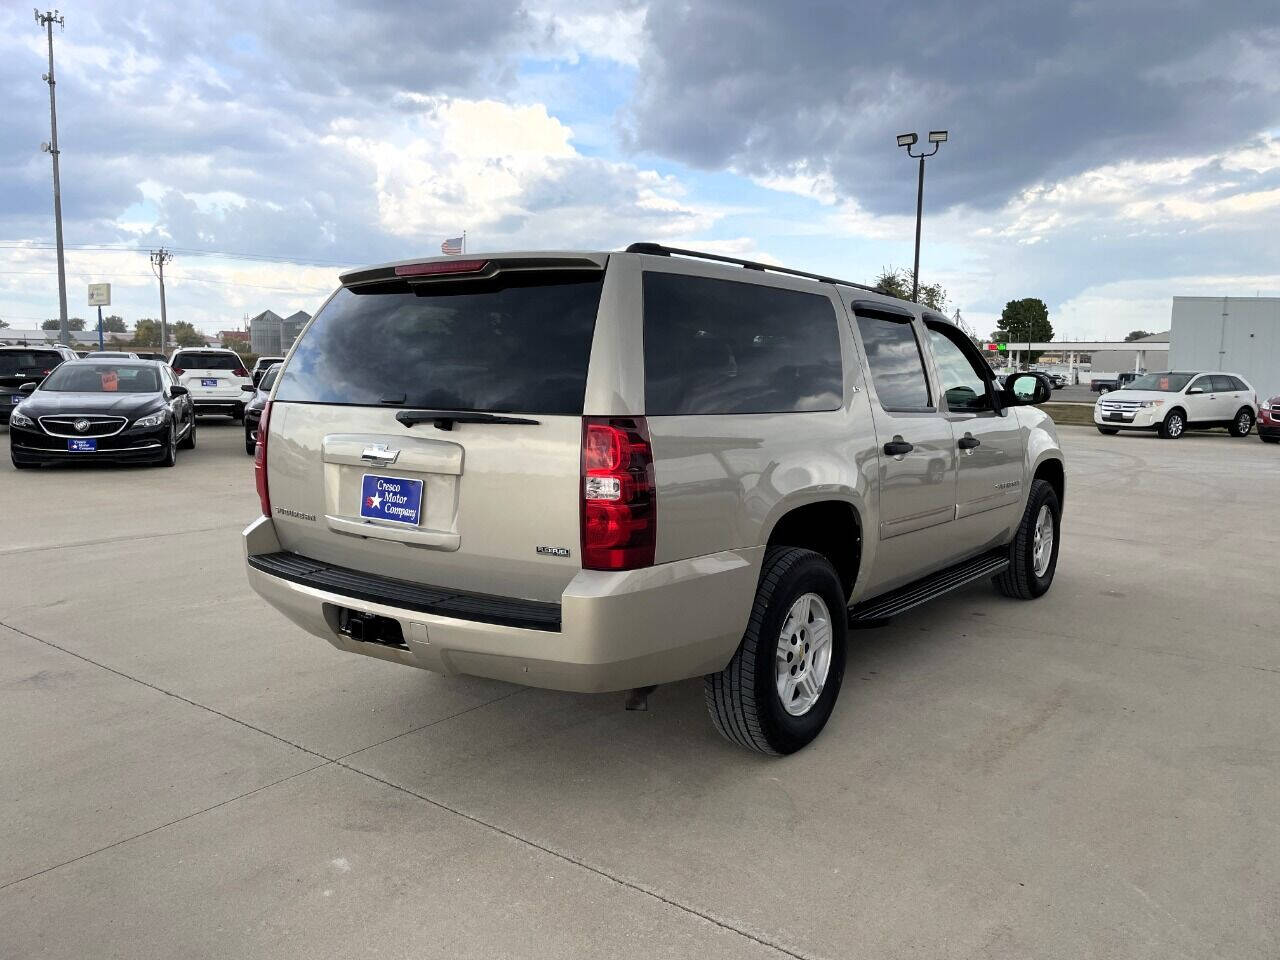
[2,420,1277,959]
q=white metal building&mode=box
[1169,297,1280,400]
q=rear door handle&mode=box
[883,437,913,456]
[958,435,980,450]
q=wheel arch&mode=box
[762,496,864,601]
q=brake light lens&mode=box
[172,366,184,376]
[254,401,271,517]
[581,417,655,570]
[233,366,248,378]
[395,259,490,277]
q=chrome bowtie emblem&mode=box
[73,419,90,433]
[360,443,399,464]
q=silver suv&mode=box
[244,244,1064,754]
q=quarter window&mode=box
[642,272,843,415]
[855,312,932,411]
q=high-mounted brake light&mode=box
[254,401,271,517]
[394,259,490,277]
[581,417,656,570]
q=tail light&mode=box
[172,366,185,376]
[581,417,656,570]
[233,366,248,378]
[254,401,271,517]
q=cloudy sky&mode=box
[2,0,1279,340]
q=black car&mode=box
[241,362,281,455]
[1,346,71,424]
[8,360,196,468]
[250,356,284,387]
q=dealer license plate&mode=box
[68,439,97,452]
[359,474,423,526]
[201,378,219,387]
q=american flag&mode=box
[441,236,464,256]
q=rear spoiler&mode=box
[340,256,604,289]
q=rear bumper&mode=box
[243,516,760,693]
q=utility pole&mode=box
[151,249,173,354]
[36,9,69,344]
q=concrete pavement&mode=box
[2,419,1277,959]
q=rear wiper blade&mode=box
[395,409,540,431]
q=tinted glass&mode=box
[1128,372,1193,392]
[856,313,932,410]
[1188,376,1214,393]
[927,327,990,412]
[1211,375,1235,392]
[260,364,282,390]
[172,351,242,370]
[276,273,604,414]
[42,364,160,393]
[642,273,842,416]
[0,350,63,376]
[1228,376,1248,391]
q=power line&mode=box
[0,240,354,268]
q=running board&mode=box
[848,549,1009,627]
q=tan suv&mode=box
[244,244,1064,754]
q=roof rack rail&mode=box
[625,242,877,293]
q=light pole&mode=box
[36,9,69,343]
[896,130,948,303]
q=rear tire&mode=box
[1097,427,1119,435]
[705,547,847,756]
[1158,409,1186,439]
[994,478,1060,600]
[1229,407,1254,437]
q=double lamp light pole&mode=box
[895,130,947,304]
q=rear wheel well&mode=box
[1034,458,1065,509]
[766,501,862,599]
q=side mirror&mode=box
[1187,387,1203,394]
[18,382,38,395]
[241,383,256,392]
[1003,372,1052,405]
[169,385,189,398]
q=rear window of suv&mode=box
[0,350,64,377]
[275,272,605,415]
[642,273,843,415]
[172,351,242,370]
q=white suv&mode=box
[169,348,252,420]
[1095,371,1258,439]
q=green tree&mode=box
[0,318,8,328]
[171,321,205,347]
[992,298,1052,362]
[1124,329,1154,342]
[102,314,127,333]
[132,318,161,347]
[873,267,948,311]
[41,317,86,331]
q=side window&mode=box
[642,272,843,415]
[1214,375,1238,393]
[926,326,991,413]
[855,312,932,411]
[1227,376,1246,392]
[1189,376,1214,393]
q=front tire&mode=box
[1097,427,1119,435]
[1158,409,1186,439]
[1229,408,1254,437]
[994,478,1060,600]
[157,426,177,468]
[245,429,256,456]
[179,418,196,450]
[705,547,847,756]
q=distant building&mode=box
[248,309,311,355]
[220,329,250,346]
[0,328,57,346]
[1090,331,1170,376]
[1170,296,1280,399]
[249,310,285,355]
